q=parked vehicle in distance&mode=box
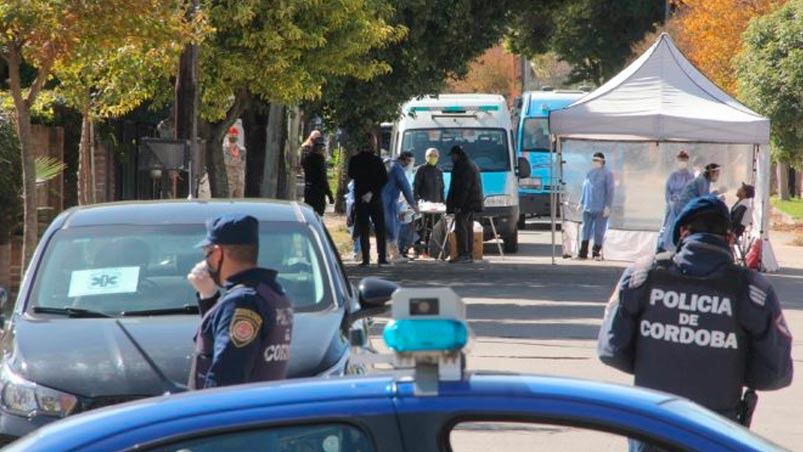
[0,200,395,444]
[392,94,531,252]
[515,90,586,226]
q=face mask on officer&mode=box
[592,158,604,169]
[205,246,224,286]
[677,159,688,169]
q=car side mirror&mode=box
[517,157,532,179]
[343,278,397,334]
[358,277,397,308]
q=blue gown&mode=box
[382,161,416,242]
[579,167,615,246]
[657,169,695,251]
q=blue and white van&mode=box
[515,90,585,223]
[391,94,530,253]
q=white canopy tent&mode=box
[548,33,778,271]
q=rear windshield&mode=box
[29,222,332,316]
[401,128,510,172]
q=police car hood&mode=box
[9,312,345,398]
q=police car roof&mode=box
[56,199,314,228]
[18,374,687,450]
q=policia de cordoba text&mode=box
[641,288,738,350]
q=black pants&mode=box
[356,196,386,263]
[454,211,474,259]
[304,188,326,216]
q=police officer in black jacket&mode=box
[599,196,792,434]
[446,145,483,263]
[187,214,294,389]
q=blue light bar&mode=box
[383,319,469,352]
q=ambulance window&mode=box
[449,421,672,452]
[149,422,375,452]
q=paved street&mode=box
[348,227,803,449]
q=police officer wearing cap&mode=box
[186,214,294,389]
[598,196,792,437]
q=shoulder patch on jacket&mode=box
[230,308,263,348]
[748,284,767,307]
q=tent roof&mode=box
[550,34,770,145]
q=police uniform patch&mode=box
[230,308,262,348]
[748,285,767,307]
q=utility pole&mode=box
[175,0,199,198]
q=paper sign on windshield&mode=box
[68,267,140,297]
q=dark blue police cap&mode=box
[196,214,259,248]
[672,195,731,246]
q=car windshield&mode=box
[401,128,510,172]
[29,222,331,316]
[520,117,550,152]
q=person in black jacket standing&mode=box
[301,140,334,216]
[446,145,483,264]
[348,135,389,266]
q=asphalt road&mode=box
[347,227,803,450]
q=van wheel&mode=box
[503,230,518,253]
[517,214,526,230]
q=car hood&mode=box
[5,309,345,398]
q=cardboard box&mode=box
[447,230,483,261]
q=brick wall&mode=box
[93,138,116,203]
[0,126,64,299]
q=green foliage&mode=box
[199,0,403,122]
[34,156,66,184]
[314,0,516,136]
[507,0,665,84]
[737,0,803,166]
[53,1,196,121]
[0,111,21,244]
[772,197,803,219]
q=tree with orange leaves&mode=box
[672,0,786,95]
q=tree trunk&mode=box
[197,92,251,198]
[285,107,302,201]
[797,167,803,198]
[242,103,269,197]
[777,160,790,201]
[262,104,286,198]
[198,120,231,198]
[77,112,94,205]
[6,48,39,271]
[175,0,199,196]
[276,111,290,200]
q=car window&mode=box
[29,222,332,315]
[148,423,375,452]
[449,421,671,452]
[401,128,510,172]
